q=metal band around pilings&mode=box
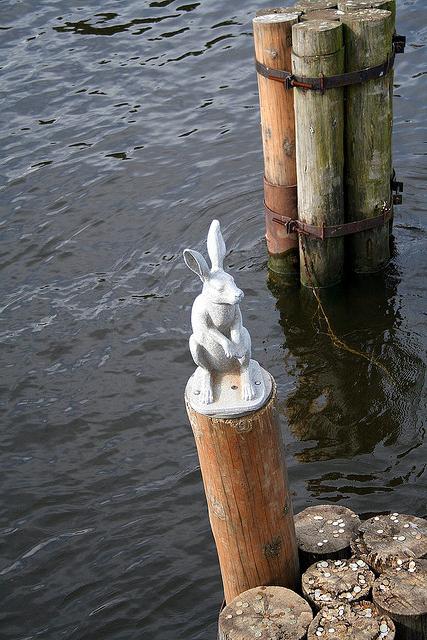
[269,202,393,240]
[255,45,397,92]
[264,178,297,221]
[264,179,298,253]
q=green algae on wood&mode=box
[340,9,394,273]
[292,20,345,288]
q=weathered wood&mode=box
[293,0,339,11]
[218,586,313,640]
[302,557,375,610]
[253,12,300,282]
[340,9,394,273]
[372,559,427,639]
[307,600,396,639]
[186,384,300,603]
[300,8,342,21]
[337,0,396,21]
[294,504,361,570]
[351,513,427,573]
[292,20,345,288]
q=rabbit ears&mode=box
[207,219,226,271]
[183,219,226,280]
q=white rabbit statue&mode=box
[184,220,270,415]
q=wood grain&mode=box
[307,601,396,639]
[186,384,300,603]
[292,20,345,287]
[218,586,313,640]
[295,504,360,570]
[253,12,300,280]
[340,8,394,273]
[373,559,427,639]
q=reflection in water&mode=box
[270,266,425,499]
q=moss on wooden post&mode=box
[340,9,394,273]
[292,20,345,288]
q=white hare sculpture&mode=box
[184,219,258,409]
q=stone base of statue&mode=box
[185,359,273,418]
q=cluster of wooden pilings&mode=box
[186,372,427,639]
[217,503,427,639]
[253,0,404,288]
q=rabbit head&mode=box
[183,220,244,305]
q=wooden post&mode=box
[372,560,427,640]
[337,0,396,21]
[293,0,339,10]
[294,505,361,570]
[307,601,396,640]
[218,586,313,640]
[186,382,300,604]
[300,8,342,21]
[292,20,345,288]
[302,557,375,610]
[253,12,300,283]
[350,512,427,573]
[340,9,394,273]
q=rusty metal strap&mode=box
[268,202,393,240]
[256,44,399,92]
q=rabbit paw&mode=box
[199,371,213,404]
[242,380,255,402]
[223,342,236,359]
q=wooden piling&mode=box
[337,0,396,22]
[253,12,300,283]
[340,9,394,273]
[186,382,300,604]
[302,557,375,610]
[291,20,345,288]
[307,601,396,639]
[351,512,427,573]
[293,0,339,10]
[372,560,427,639]
[294,505,361,570]
[300,8,342,21]
[218,586,313,640]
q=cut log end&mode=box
[253,12,301,24]
[373,559,427,640]
[302,557,375,610]
[307,600,396,639]
[300,8,343,21]
[351,513,427,573]
[295,505,361,565]
[218,586,313,640]
[293,0,339,11]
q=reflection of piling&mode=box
[186,381,299,603]
[253,12,300,283]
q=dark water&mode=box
[0,0,425,638]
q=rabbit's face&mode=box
[204,270,243,306]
